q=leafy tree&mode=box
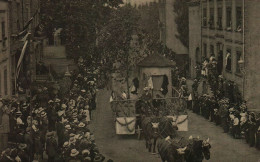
[40,0,123,60]
[97,4,141,68]
[173,0,190,48]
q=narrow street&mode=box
[90,89,260,162]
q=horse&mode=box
[157,138,186,162]
[141,116,179,154]
[184,137,211,162]
[158,117,179,139]
[141,116,160,153]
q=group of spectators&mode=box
[189,55,260,149]
[0,56,111,161]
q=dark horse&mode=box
[184,137,211,162]
[141,116,179,153]
[157,138,186,162]
[141,116,160,153]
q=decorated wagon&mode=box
[110,54,188,138]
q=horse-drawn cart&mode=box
[110,95,188,139]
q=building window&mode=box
[203,8,207,27]
[4,68,7,95]
[209,8,214,29]
[210,45,214,55]
[225,49,232,72]
[236,51,242,73]
[203,43,207,59]
[217,7,222,29]
[236,7,242,32]
[226,7,232,31]
[2,21,6,48]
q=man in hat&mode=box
[56,118,65,147]
[40,111,48,150]
[46,132,58,162]
[69,149,81,162]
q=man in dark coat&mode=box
[24,127,33,161]
[56,120,65,147]
[46,132,58,162]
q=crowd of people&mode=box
[189,55,260,149]
[0,56,112,162]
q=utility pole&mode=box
[126,48,130,99]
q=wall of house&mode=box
[188,3,201,78]
[244,0,260,112]
[0,1,11,97]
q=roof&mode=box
[137,54,176,67]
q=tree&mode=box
[173,0,190,48]
[40,0,123,61]
[97,4,141,68]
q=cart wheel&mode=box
[136,125,142,140]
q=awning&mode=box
[16,40,28,79]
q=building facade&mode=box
[0,0,11,97]
[8,0,41,96]
[188,0,260,112]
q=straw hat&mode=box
[41,111,47,118]
[55,98,61,103]
[65,125,71,130]
[69,133,75,138]
[61,104,67,109]
[48,100,54,104]
[63,141,70,147]
[82,149,90,156]
[38,107,44,113]
[70,149,79,157]
[81,89,86,93]
[78,122,85,128]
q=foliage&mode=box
[173,0,190,48]
[40,0,123,60]
[97,4,141,70]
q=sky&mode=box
[123,0,159,6]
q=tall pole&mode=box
[126,48,130,99]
